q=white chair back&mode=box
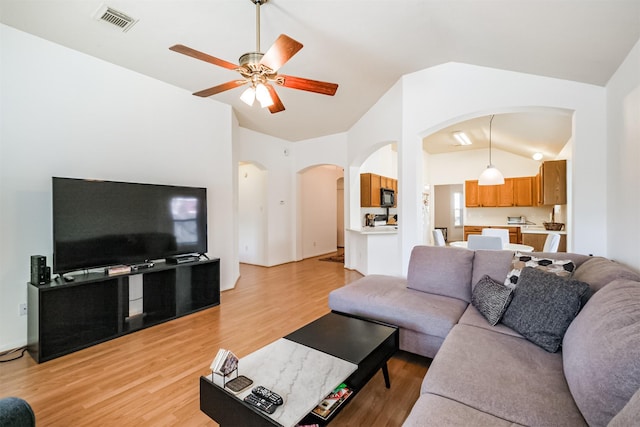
[468,235,504,250]
[481,228,510,247]
[432,229,446,247]
[543,233,561,252]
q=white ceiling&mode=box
[1,0,639,147]
[422,111,573,160]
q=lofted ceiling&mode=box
[1,0,639,148]
[423,111,573,161]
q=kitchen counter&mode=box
[349,226,398,234]
[520,227,566,235]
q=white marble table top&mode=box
[209,338,357,427]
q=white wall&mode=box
[238,163,267,265]
[237,128,295,266]
[606,38,640,270]
[0,25,238,351]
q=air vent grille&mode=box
[93,4,138,32]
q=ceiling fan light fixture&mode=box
[240,86,256,106]
[255,83,274,108]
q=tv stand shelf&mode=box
[27,258,220,363]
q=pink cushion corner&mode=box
[407,246,475,302]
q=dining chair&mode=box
[481,228,510,247]
[543,233,561,252]
[467,235,504,250]
[432,229,446,247]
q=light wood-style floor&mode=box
[0,254,430,426]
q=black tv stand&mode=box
[27,258,220,363]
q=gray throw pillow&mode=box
[471,275,514,326]
[501,267,590,352]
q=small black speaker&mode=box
[30,255,46,285]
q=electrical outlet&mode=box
[20,303,27,316]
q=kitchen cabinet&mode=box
[463,226,522,244]
[361,173,397,207]
[466,176,535,207]
[497,179,514,207]
[465,180,498,207]
[522,232,567,252]
[513,177,534,206]
[465,181,480,207]
[536,160,567,205]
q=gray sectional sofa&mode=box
[328,246,640,426]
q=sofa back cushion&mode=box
[471,250,515,288]
[562,279,640,427]
[407,246,474,302]
[572,256,640,293]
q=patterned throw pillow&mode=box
[502,267,590,352]
[471,275,514,326]
[504,252,575,289]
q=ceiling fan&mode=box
[169,0,338,114]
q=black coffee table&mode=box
[200,311,399,426]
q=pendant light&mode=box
[478,115,505,186]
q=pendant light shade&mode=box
[479,165,505,185]
[478,115,505,186]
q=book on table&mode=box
[311,383,353,420]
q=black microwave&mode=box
[380,188,395,207]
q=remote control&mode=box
[252,386,284,406]
[244,393,276,414]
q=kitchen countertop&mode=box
[465,224,567,234]
[520,227,566,235]
[349,226,398,234]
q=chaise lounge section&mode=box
[328,246,640,426]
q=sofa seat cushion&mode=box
[458,305,523,338]
[421,324,587,426]
[572,256,640,293]
[406,246,475,302]
[562,279,640,427]
[328,275,468,339]
[402,393,525,427]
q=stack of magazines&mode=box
[210,349,239,376]
[311,383,352,420]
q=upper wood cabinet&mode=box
[497,178,514,207]
[466,175,536,207]
[361,173,397,207]
[513,177,534,206]
[537,160,567,205]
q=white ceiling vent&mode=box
[93,4,138,32]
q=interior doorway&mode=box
[433,184,464,243]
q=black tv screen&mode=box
[52,177,208,273]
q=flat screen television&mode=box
[52,177,208,274]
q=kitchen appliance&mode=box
[380,188,395,207]
[507,216,527,225]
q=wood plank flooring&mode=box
[0,254,430,426]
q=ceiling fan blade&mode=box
[169,44,238,70]
[278,75,338,96]
[260,34,303,72]
[193,80,246,97]
[265,84,285,114]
